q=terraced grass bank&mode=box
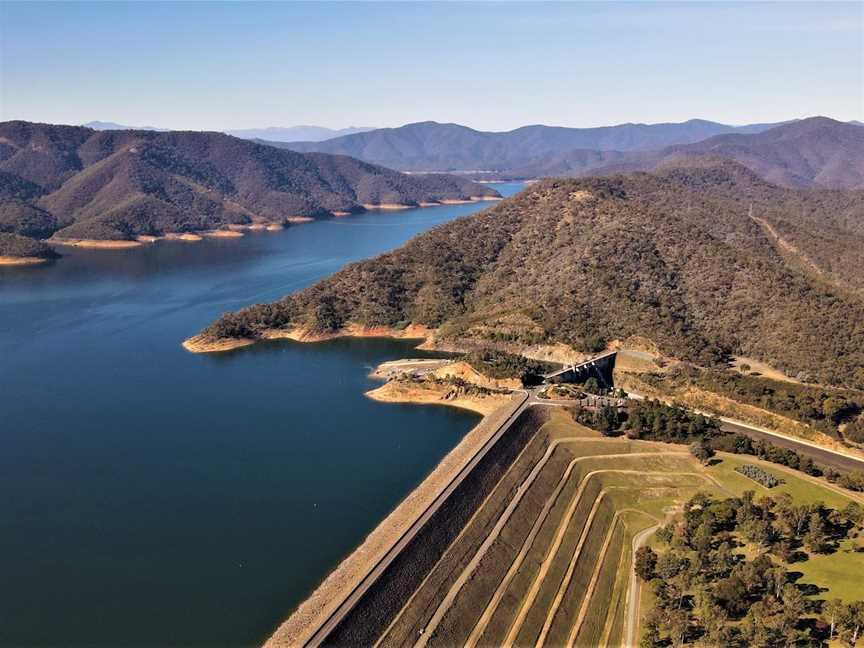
[309,408,711,647]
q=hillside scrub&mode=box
[200,164,864,389]
[0,232,59,259]
[0,121,498,243]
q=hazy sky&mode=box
[1,1,861,131]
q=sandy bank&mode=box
[0,255,49,266]
[164,232,203,242]
[365,379,509,416]
[431,360,522,391]
[361,203,415,210]
[183,323,438,355]
[181,334,256,353]
[49,238,143,249]
[285,216,315,223]
[262,392,526,648]
[441,196,502,204]
[204,230,244,238]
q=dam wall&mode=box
[545,351,617,389]
[319,406,550,646]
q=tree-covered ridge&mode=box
[640,365,864,441]
[0,121,498,244]
[0,232,59,259]
[203,163,864,388]
[278,118,778,170]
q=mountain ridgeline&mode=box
[200,162,864,388]
[277,118,785,171]
[279,117,864,190]
[0,121,497,251]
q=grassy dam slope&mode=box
[308,408,715,648]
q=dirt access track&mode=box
[295,406,708,647]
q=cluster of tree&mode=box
[638,492,864,647]
[569,402,623,436]
[711,433,823,478]
[845,418,864,445]
[461,349,555,385]
[623,399,721,444]
[0,232,58,259]
[735,464,782,488]
[691,367,862,438]
[825,469,864,494]
[395,373,509,399]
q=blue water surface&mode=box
[0,184,523,647]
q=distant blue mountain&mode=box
[226,125,376,142]
[277,118,792,171]
[82,121,168,131]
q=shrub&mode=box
[735,464,781,488]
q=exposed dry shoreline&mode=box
[182,323,438,354]
[365,375,511,416]
[44,196,501,258]
[0,255,50,265]
[50,238,144,249]
[364,196,501,210]
[262,392,525,648]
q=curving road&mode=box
[624,524,659,648]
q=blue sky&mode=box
[1,1,861,131]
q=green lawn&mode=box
[794,538,864,603]
[706,453,857,510]
[706,454,863,602]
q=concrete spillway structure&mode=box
[543,351,617,389]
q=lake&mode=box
[0,183,523,647]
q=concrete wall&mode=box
[546,352,617,389]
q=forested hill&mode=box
[277,119,784,171]
[201,162,864,388]
[660,117,864,189]
[0,121,497,246]
[506,118,864,190]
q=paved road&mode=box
[624,524,658,648]
[719,419,864,473]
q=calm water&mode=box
[0,184,523,647]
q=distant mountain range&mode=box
[500,117,864,190]
[276,119,790,171]
[226,126,376,142]
[0,122,497,253]
[83,121,376,142]
[277,117,864,189]
[82,121,168,132]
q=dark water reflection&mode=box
[0,184,523,647]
